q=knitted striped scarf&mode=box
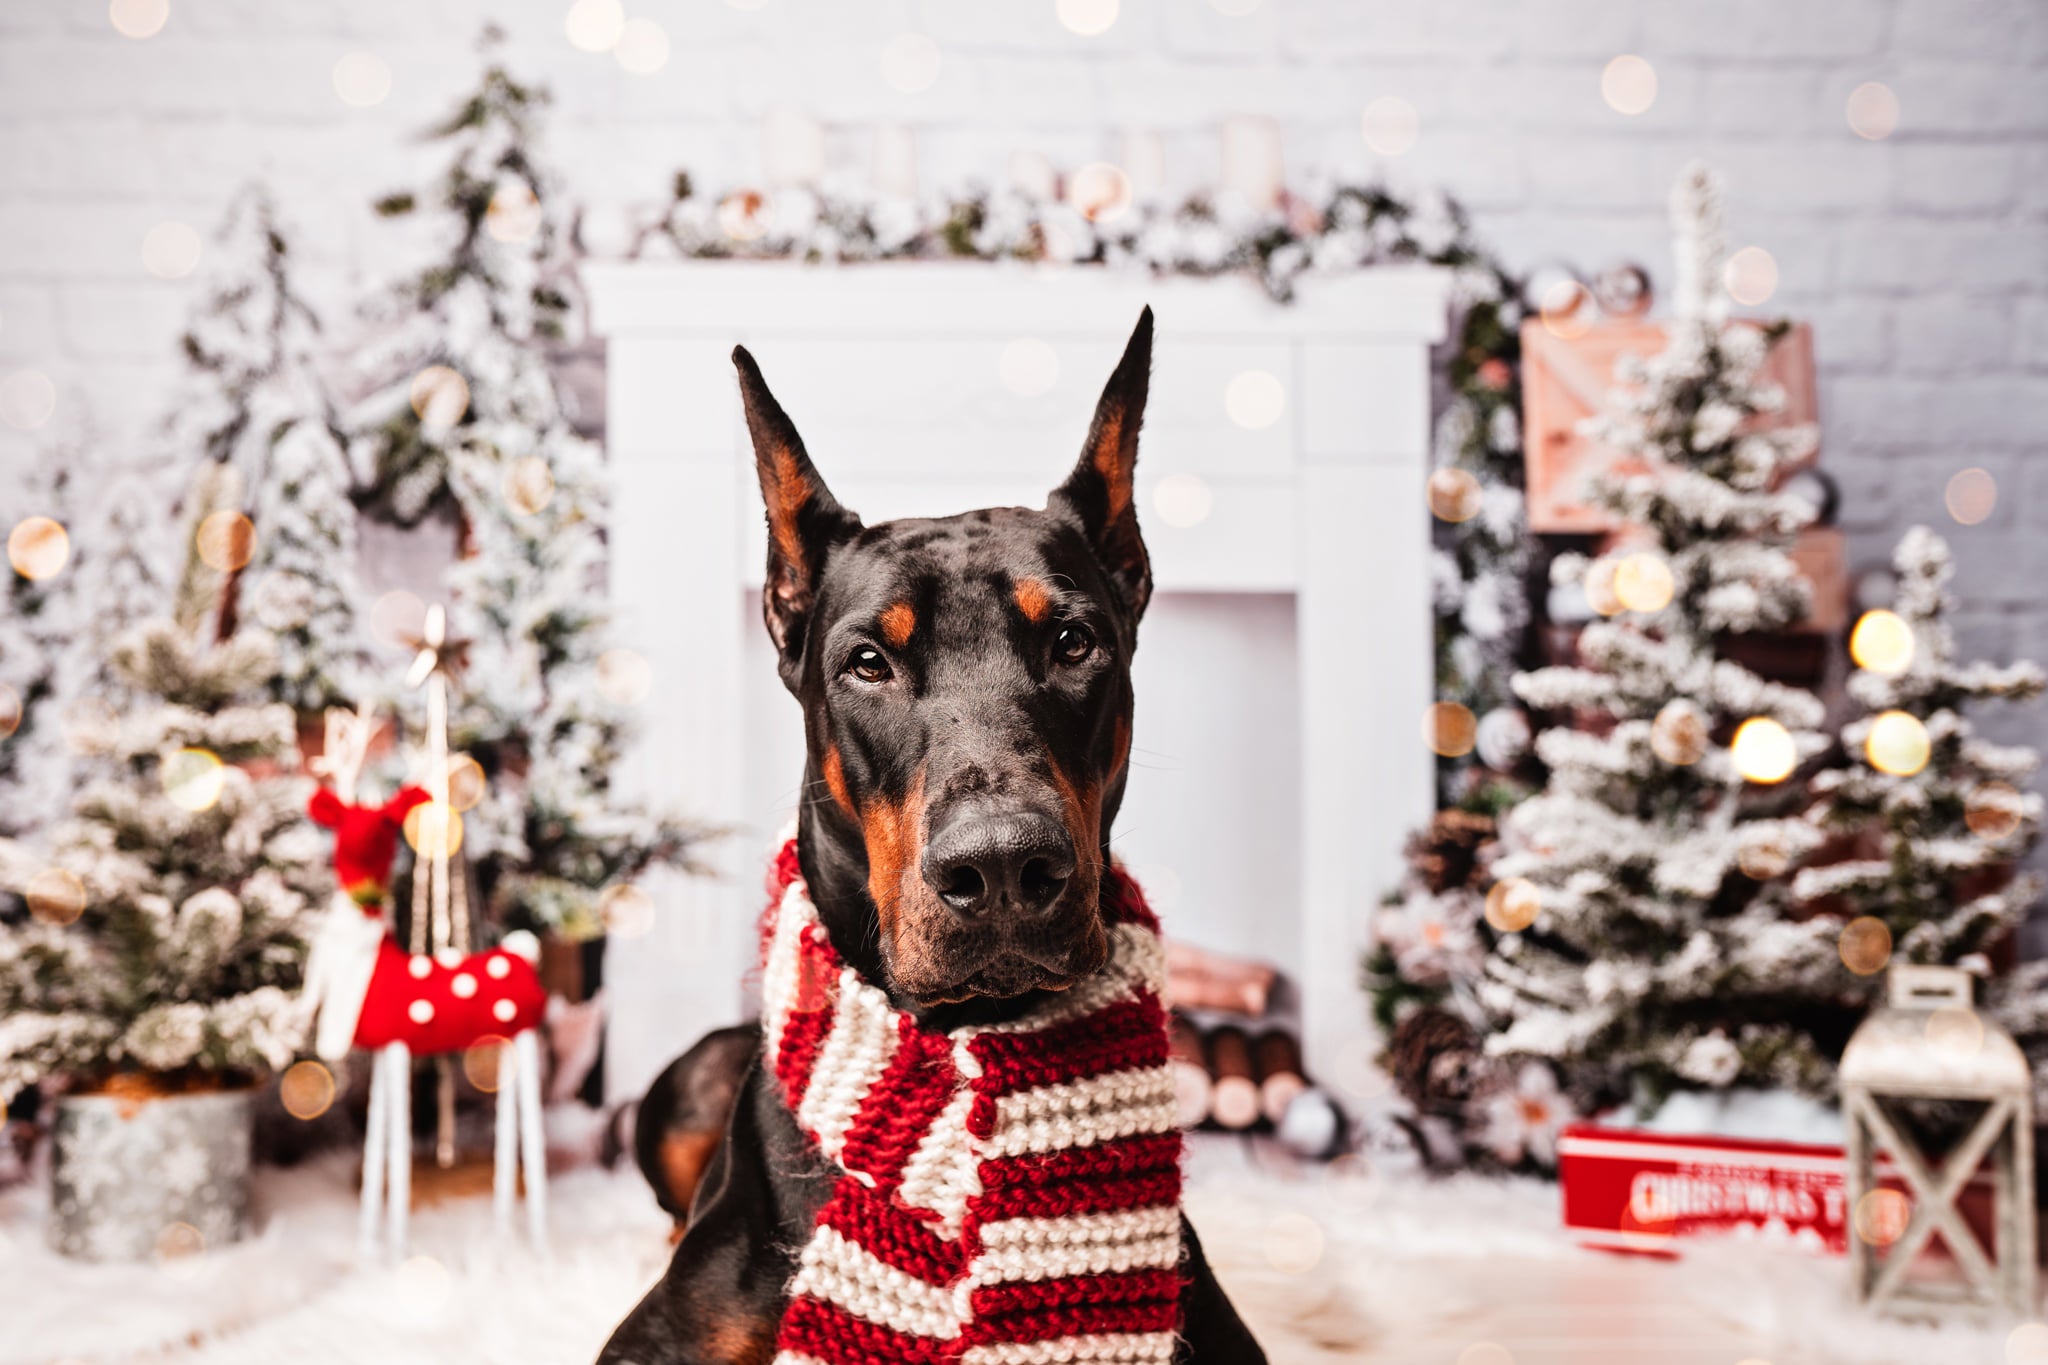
[759,840,1185,1365]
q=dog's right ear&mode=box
[733,346,861,665]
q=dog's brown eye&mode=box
[1053,624,1095,665]
[847,646,892,683]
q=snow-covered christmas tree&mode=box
[0,618,321,1103]
[1478,164,1841,1117]
[1797,528,2045,1068]
[166,188,366,711]
[348,40,700,936]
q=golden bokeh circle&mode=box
[1426,468,1482,524]
[1723,247,1778,308]
[110,0,171,40]
[162,747,226,812]
[445,753,487,812]
[463,1036,508,1093]
[26,866,87,926]
[154,1220,205,1271]
[1600,54,1657,116]
[0,683,21,739]
[1582,556,1623,616]
[403,801,465,858]
[1484,877,1540,933]
[1736,837,1791,881]
[600,883,657,938]
[596,648,655,707]
[503,456,556,516]
[1852,1188,1910,1248]
[408,365,471,432]
[1846,82,1900,140]
[1730,717,1797,784]
[1067,162,1133,225]
[1966,782,2024,842]
[195,510,256,573]
[1539,277,1592,340]
[1258,1210,1325,1275]
[9,516,71,581]
[1865,710,1930,778]
[485,182,543,245]
[1848,609,1914,676]
[2007,1321,2048,1365]
[1224,369,1286,430]
[1946,467,1997,526]
[279,1059,336,1120]
[1612,552,1674,613]
[1649,701,1708,767]
[1424,701,1477,758]
[1838,916,1893,976]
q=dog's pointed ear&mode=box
[734,345,861,662]
[1050,307,1153,623]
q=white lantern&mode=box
[1840,964,2036,1317]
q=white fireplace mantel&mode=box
[583,259,1448,1100]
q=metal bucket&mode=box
[49,1087,254,1261]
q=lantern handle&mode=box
[1889,963,1972,1010]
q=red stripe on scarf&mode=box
[836,1017,957,1190]
[813,1181,970,1286]
[776,1293,957,1365]
[969,992,1170,1098]
[967,1132,1183,1225]
[773,931,838,1113]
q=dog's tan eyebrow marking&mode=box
[822,743,855,816]
[1013,577,1053,625]
[879,602,916,648]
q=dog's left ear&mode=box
[733,346,862,672]
[1050,306,1153,623]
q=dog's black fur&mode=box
[599,311,1265,1364]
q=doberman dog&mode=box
[599,310,1266,1364]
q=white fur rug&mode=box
[0,1135,2023,1364]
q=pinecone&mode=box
[1406,809,1495,894]
[1388,1007,1484,1115]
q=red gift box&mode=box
[1557,1123,1994,1258]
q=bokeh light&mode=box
[1582,556,1622,616]
[1259,1211,1324,1274]
[1427,468,1481,523]
[1056,0,1120,36]
[486,183,543,245]
[0,684,20,739]
[1736,834,1791,881]
[1839,916,1893,976]
[1067,162,1132,224]
[1946,467,1997,525]
[279,1059,336,1120]
[1730,717,1797,784]
[1967,783,2024,842]
[445,753,487,812]
[1601,55,1657,116]
[142,221,203,280]
[1848,609,1914,675]
[1613,552,1674,613]
[1425,701,1477,758]
[155,1220,205,1275]
[26,867,87,927]
[596,647,654,705]
[195,509,256,572]
[403,800,465,858]
[564,0,626,52]
[999,338,1060,396]
[1484,878,1540,933]
[880,33,942,94]
[408,365,470,433]
[1361,96,1420,156]
[1,369,58,431]
[615,18,670,74]
[601,883,657,937]
[1225,369,1285,430]
[464,1036,507,1091]
[2008,1321,2048,1364]
[162,747,226,812]
[1650,701,1708,767]
[1846,82,1900,140]
[503,455,556,516]
[9,516,71,580]
[109,0,169,40]
[1538,277,1592,340]
[1865,709,1930,777]
[1153,473,1214,529]
[1723,246,1778,307]
[333,53,393,108]
[396,1253,452,1318]
[1928,1005,1984,1057]
[1852,1188,1910,1248]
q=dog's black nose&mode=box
[921,812,1076,917]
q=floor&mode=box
[0,1132,2026,1364]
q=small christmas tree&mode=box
[1797,528,2044,1030]
[166,189,366,710]
[0,619,321,1103]
[348,38,700,936]
[1478,164,1840,1117]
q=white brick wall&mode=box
[2,0,2044,682]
